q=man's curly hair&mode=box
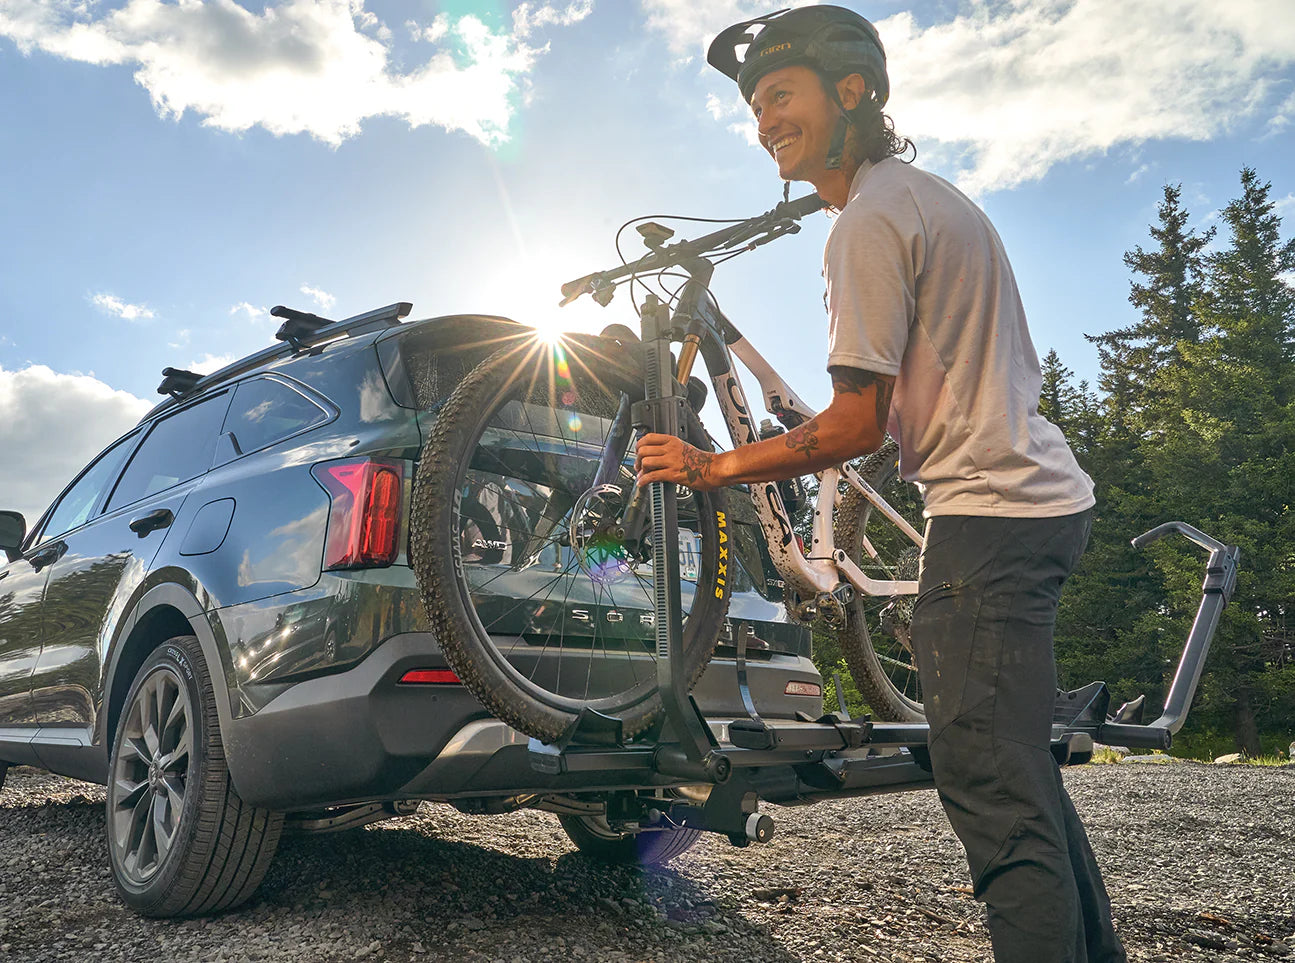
[815,71,915,165]
[845,97,916,165]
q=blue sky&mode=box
[2,0,1294,524]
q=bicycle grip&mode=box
[777,193,828,220]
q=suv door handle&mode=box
[29,541,66,569]
[129,508,174,537]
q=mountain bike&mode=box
[410,192,930,745]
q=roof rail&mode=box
[144,301,413,419]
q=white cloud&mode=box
[513,0,594,39]
[91,292,155,321]
[408,14,450,44]
[1274,193,1295,216]
[0,0,592,147]
[0,365,151,525]
[186,353,237,375]
[230,301,269,321]
[643,0,1295,194]
[299,284,336,311]
[1125,163,1152,185]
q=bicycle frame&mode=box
[656,269,921,617]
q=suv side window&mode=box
[37,431,141,544]
[223,378,328,456]
[105,394,229,512]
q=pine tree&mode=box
[1086,183,1212,437]
[1145,168,1295,754]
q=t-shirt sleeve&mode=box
[823,184,923,377]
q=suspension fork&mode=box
[601,293,708,550]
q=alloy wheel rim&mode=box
[110,665,193,885]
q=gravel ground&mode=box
[1,761,1292,962]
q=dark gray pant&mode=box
[911,510,1125,963]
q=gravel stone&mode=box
[2,763,1292,961]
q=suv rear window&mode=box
[106,394,228,511]
[223,377,327,456]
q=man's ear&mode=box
[835,73,869,111]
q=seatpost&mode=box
[632,295,721,769]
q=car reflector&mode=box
[784,680,822,697]
[399,669,461,685]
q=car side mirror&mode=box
[0,511,26,562]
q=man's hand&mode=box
[635,365,893,492]
[635,433,724,491]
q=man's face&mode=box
[750,65,838,183]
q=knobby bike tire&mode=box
[834,440,926,722]
[410,342,730,743]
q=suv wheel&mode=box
[107,635,283,917]
[558,813,702,866]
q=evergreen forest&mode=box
[815,168,1295,758]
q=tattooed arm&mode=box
[635,365,893,490]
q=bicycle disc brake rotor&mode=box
[569,483,637,585]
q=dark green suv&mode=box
[0,302,820,917]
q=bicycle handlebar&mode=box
[559,193,827,306]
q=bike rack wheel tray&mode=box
[527,297,1241,848]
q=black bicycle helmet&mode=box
[707,5,889,107]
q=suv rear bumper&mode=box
[223,631,823,810]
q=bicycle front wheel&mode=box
[834,440,926,722]
[410,341,730,743]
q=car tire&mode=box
[0,761,8,791]
[558,813,702,866]
[106,635,283,917]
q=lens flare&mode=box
[579,533,632,585]
[567,413,583,433]
[552,341,579,408]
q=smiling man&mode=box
[635,6,1123,963]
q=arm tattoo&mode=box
[830,366,895,429]
[784,418,821,460]
[681,447,714,486]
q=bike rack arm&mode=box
[1124,522,1239,737]
[1057,522,1240,749]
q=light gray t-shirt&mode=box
[824,157,1094,518]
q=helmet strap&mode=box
[823,81,851,172]
[825,114,849,171]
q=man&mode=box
[635,7,1125,962]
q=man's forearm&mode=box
[710,408,882,485]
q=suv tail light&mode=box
[312,458,404,569]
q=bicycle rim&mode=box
[412,340,728,742]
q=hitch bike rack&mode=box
[527,302,1241,849]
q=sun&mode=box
[485,251,622,345]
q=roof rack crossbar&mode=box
[272,305,335,350]
[145,300,414,421]
[157,367,203,399]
